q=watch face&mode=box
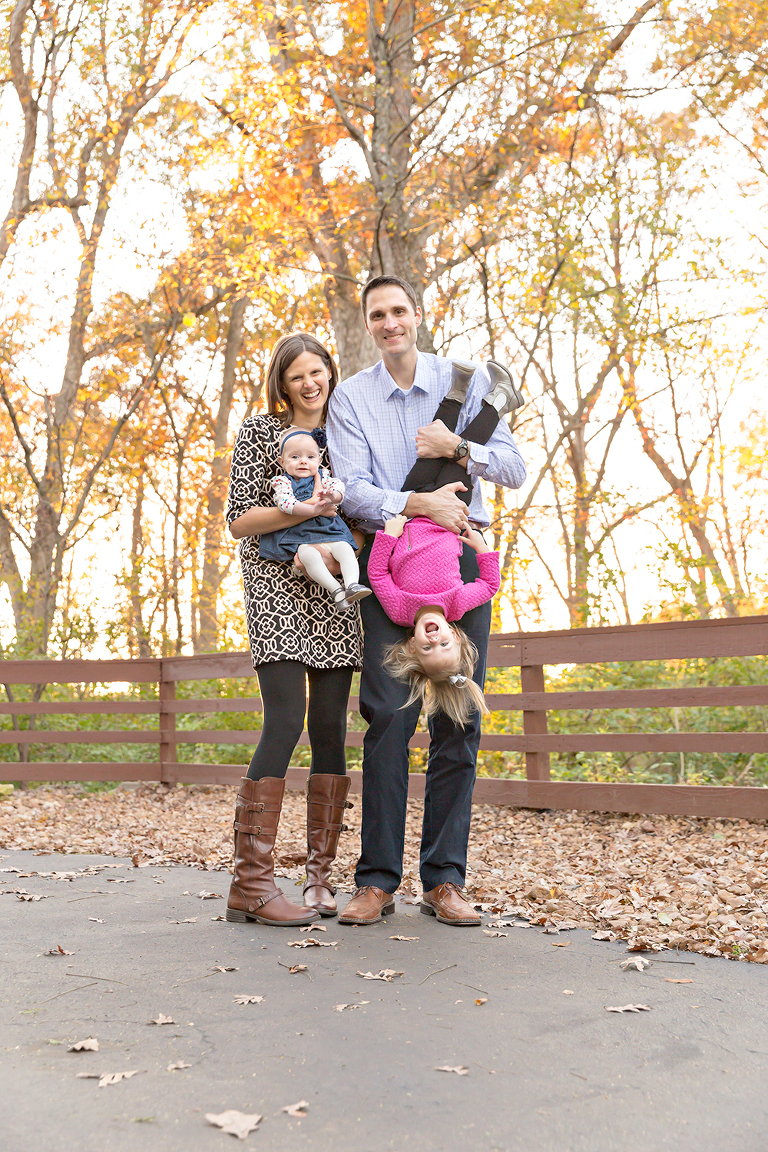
[456,440,469,459]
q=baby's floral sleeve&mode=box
[272,474,297,514]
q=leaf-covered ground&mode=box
[1,783,766,963]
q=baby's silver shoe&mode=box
[343,582,372,604]
[332,588,351,612]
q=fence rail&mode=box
[2,613,768,820]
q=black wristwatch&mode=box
[453,437,469,462]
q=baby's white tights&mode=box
[296,542,359,595]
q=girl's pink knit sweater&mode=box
[367,516,500,627]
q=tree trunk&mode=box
[128,474,151,658]
[197,297,248,652]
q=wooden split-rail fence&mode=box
[1,614,767,820]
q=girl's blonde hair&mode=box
[383,624,489,728]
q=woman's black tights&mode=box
[246,661,354,781]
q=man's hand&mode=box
[415,419,462,460]
[293,543,342,576]
[384,514,407,538]
[461,526,491,554]
[405,482,469,534]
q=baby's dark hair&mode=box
[383,623,488,728]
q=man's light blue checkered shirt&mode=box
[326,352,527,533]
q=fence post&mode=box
[159,660,176,784]
[521,663,550,780]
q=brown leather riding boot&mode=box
[226,777,319,926]
[303,774,353,917]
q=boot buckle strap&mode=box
[344,800,354,809]
[308,820,348,833]
[233,820,262,834]
[246,888,282,913]
[242,802,266,813]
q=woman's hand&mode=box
[384,514,407,538]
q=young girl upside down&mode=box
[367,513,500,727]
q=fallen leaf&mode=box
[435,1065,469,1075]
[88,917,105,923]
[182,917,197,924]
[212,965,238,973]
[69,1037,99,1052]
[287,964,307,974]
[563,990,574,995]
[205,1110,262,1139]
[621,957,651,971]
[167,1060,191,1071]
[356,969,403,982]
[211,915,226,922]
[475,998,488,1006]
[77,1070,140,1087]
[198,891,223,899]
[299,924,327,933]
[44,945,74,956]
[483,930,508,938]
[17,893,47,901]
[605,1004,652,1013]
[106,877,133,884]
[488,920,516,928]
[147,1014,174,1025]
[657,911,673,925]
[552,941,570,948]
[281,1100,309,1118]
[664,977,693,984]
[287,939,337,948]
[332,1002,369,1012]
[233,995,265,1005]
[389,935,419,941]
[592,931,616,942]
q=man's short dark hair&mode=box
[360,275,419,317]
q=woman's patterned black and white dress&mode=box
[226,414,363,670]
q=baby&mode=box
[368,513,500,726]
[257,429,371,612]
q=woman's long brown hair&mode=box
[266,333,339,425]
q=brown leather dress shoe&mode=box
[420,882,481,926]
[337,886,395,925]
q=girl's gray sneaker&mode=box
[445,360,477,404]
[485,361,524,417]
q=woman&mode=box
[225,333,362,926]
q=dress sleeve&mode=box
[226,418,268,527]
[367,532,410,625]
[272,474,297,514]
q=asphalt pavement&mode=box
[1,848,767,1152]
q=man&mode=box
[326,275,526,926]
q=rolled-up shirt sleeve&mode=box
[460,368,527,490]
[327,391,408,524]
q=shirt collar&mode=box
[379,351,430,399]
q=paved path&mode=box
[1,849,767,1151]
